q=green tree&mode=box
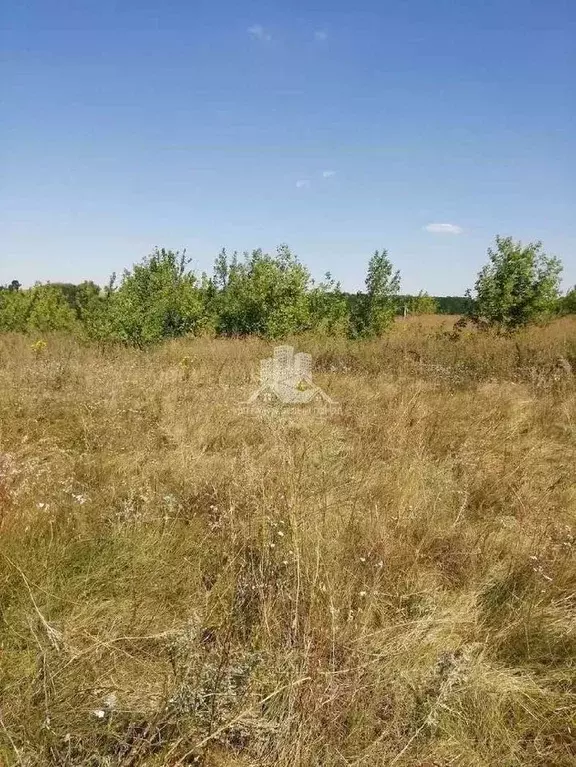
[48,281,103,320]
[435,296,472,315]
[352,249,400,337]
[73,282,114,340]
[559,286,576,315]
[407,291,438,315]
[213,245,311,338]
[470,236,562,330]
[212,248,234,291]
[106,248,205,345]
[0,288,32,331]
[308,272,350,335]
[25,284,80,333]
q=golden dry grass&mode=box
[1,320,575,766]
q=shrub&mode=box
[470,236,562,330]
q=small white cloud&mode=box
[424,223,463,234]
[314,30,328,42]
[322,170,336,178]
[248,24,271,41]
[296,179,310,189]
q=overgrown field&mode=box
[1,317,575,766]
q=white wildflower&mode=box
[103,692,117,710]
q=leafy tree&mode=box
[0,288,31,331]
[47,281,103,320]
[435,296,472,315]
[308,272,350,335]
[106,248,205,345]
[25,284,80,333]
[470,236,562,330]
[559,286,576,315]
[213,245,311,338]
[407,291,438,315]
[50,283,82,308]
[72,282,114,340]
[352,249,400,337]
[212,248,234,291]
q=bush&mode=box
[211,245,312,338]
[105,249,205,345]
[470,236,562,330]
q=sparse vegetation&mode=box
[1,317,575,766]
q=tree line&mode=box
[1,237,574,343]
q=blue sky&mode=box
[2,0,575,293]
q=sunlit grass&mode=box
[0,320,575,765]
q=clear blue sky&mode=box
[2,0,575,293]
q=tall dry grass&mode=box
[1,319,575,766]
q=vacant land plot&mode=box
[1,321,575,766]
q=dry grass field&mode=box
[1,318,575,766]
